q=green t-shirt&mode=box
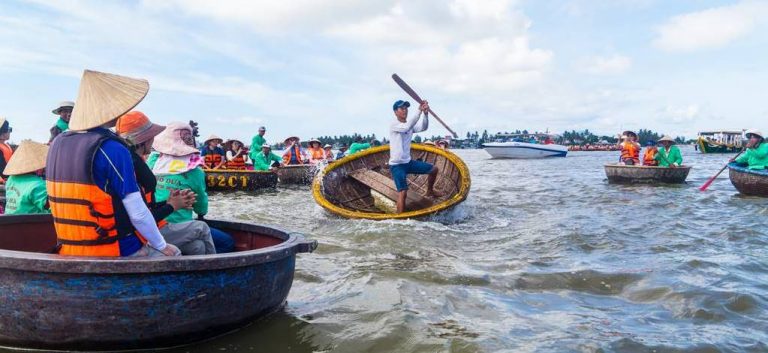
[735,143,768,170]
[252,151,282,171]
[249,135,267,161]
[147,153,209,223]
[655,145,683,167]
[4,174,49,214]
[349,142,371,155]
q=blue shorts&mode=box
[390,160,434,192]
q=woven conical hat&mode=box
[3,140,49,175]
[69,70,149,131]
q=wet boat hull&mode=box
[729,163,768,197]
[277,165,315,185]
[204,169,278,191]
[697,137,739,154]
[604,164,691,184]
[0,214,316,351]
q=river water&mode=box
[175,147,767,353]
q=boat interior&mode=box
[322,150,460,213]
[0,215,285,254]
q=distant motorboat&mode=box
[482,141,568,159]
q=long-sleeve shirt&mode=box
[252,151,282,171]
[735,143,768,170]
[655,146,683,167]
[249,135,267,160]
[389,111,429,165]
[148,156,209,223]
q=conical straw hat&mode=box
[3,140,49,175]
[69,70,149,131]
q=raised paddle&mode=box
[391,73,459,138]
[699,149,745,191]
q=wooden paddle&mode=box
[391,73,459,138]
[699,149,745,191]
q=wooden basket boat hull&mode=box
[0,214,316,351]
[728,163,768,197]
[277,165,315,185]
[604,164,691,184]
[313,144,471,220]
[204,169,277,191]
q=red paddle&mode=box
[391,73,459,138]
[699,150,745,191]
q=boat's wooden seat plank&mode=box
[348,169,433,209]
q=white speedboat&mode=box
[483,141,568,159]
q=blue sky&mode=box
[0,0,766,144]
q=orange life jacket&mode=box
[46,130,146,257]
[308,147,325,160]
[227,151,247,170]
[0,142,11,162]
[203,149,224,169]
[643,148,658,166]
[282,145,304,165]
[620,141,640,161]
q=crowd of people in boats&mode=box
[0,69,451,257]
[613,129,767,170]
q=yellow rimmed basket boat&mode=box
[312,144,471,220]
[203,169,278,192]
[604,164,691,184]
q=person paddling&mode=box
[655,136,683,167]
[49,101,74,143]
[249,126,268,163]
[731,130,768,170]
[3,140,50,215]
[253,143,282,171]
[389,99,441,213]
[46,70,180,257]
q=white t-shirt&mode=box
[389,111,429,165]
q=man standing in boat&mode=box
[389,99,441,213]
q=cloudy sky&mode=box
[0,0,766,144]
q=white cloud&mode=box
[583,54,632,75]
[653,1,768,52]
[658,104,701,124]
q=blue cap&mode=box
[646,140,656,146]
[393,100,411,111]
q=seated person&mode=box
[307,138,326,165]
[642,140,658,166]
[436,140,449,150]
[732,130,768,170]
[618,131,640,165]
[336,144,348,160]
[200,135,226,169]
[225,139,251,170]
[253,143,282,171]
[3,140,50,214]
[149,122,235,253]
[323,144,334,162]
[655,136,683,167]
[282,136,308,165]
[0,117,13,181]
[117,112,216,255]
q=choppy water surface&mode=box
[181,147,768,353]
